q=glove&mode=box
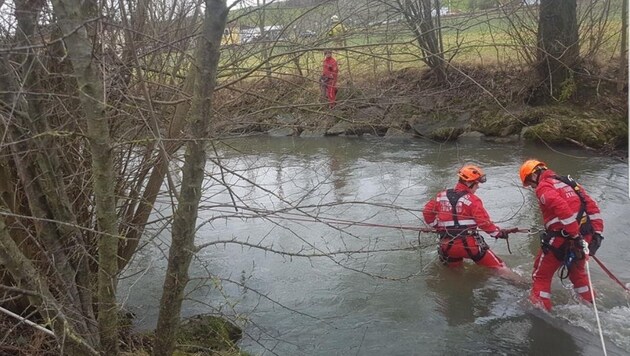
[495,229,510,239]
[588,233,604,256]
[573,236,586,260]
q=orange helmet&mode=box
[519,159,547,186]
[458,165,486,183]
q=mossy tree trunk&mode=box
[49,0,120,352]
[1,0,100,350]
[619,0,628,92]
[3,0,210,351]
[153,1,228,355]
[0,220,99,355]
[536,0,579,100]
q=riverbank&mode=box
[215,65,628,159]
[0,313,247,356]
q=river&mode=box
[118,136,630,355]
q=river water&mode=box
[119,136,630,355]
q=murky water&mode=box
[119,136,630,355]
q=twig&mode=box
[0,306,54,336]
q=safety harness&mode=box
[540,175,591,277]
[438,189,488,264]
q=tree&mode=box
[0,0,216,353]
[620,0,628,92]
[536,0,579,100]
[378,0,448,83]
[153,1,229,355]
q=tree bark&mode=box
[536,0,579,99]
[0,218,99,356]
[153,1,228,355]
[12,0,98,338]
[49,0,120,352]
[619,0,628,92]
[393,0,448,83]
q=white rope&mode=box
[0,305,54,336]
[583,240,607,356]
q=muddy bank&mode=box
[215,66,628,157]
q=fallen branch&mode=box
[0,306,54,336]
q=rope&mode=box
[592,255,630,293]
[210,208,438,232]
[583,242,607,356]
[210,208,531,236]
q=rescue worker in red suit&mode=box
[423,165,511,269]
[320,50,338,109]
[519,159,604,311]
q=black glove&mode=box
[495,229,509,239]
[588,233,604,256]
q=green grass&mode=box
[216,1,624,82]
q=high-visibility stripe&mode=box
[545,213,578,228]
[553,181,569,189]
[574,286,590,294]
[437,220,476,227]
[539,291,551,299]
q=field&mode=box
[219,0,625,84]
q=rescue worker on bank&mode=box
[327,15,345,48]
[519,159,604,311]
[423,165,511,269]
[320,50,339,109]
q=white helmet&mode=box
[331,15,339,21]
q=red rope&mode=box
[211,207,529,234]
[592,255,630,293]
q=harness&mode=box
[540,175,591,276]
[438,189,487,264]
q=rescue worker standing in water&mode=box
[519,159,604,311]
[423,165,510,269]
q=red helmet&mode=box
[458,165,486,183]
[519,159,546,186]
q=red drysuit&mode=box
[423,182,506,269]
[321,55,338,108]
[529,169,604,311]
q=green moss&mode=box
[522,118,565,143]
[430,127,464,141]
[175,315,245,355]
[559,75,577,102]
[523,114,628,149]
[472,110,522,136]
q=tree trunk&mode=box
[12,0,98,338]
[153,1,228,355]
[49,0,120,353]
[619,0,628,92]
[0,218,99,355]
[536,0,579,99]
[396,0,448,84]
